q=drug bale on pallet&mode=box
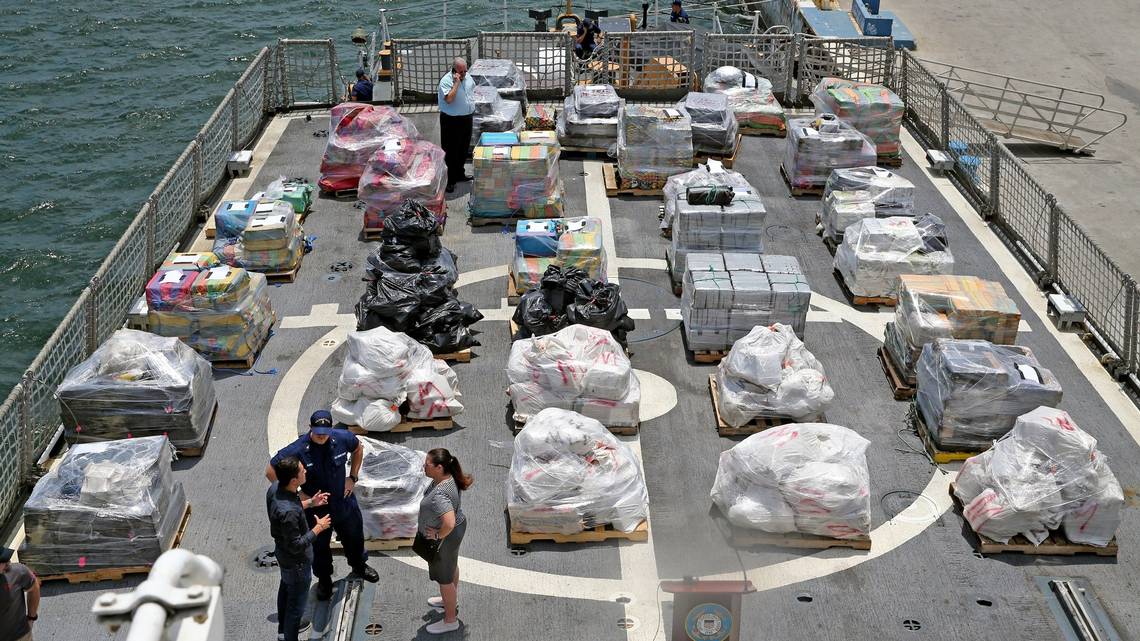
[359,139,447,229]
[811,78,905,161]
[212,200,304,274]
[57,329,216,451]
[884,275,1020,379]
[661,163,756,231]
[469,58,527,104]
[471,86,524,150]
[715,324,834,427]
[356,437,433,540]
[507,324,639,428]
[824,166,914,215]
[783,115,876,193]
[470,141,564,221]
[916,339,1062,450]
[667,190,766,284]
[20,436,188,575]
[678,91,739,156]
[508,408,648,534]
[252,176,315,215]
[616,104,693,190]
[556,85,622,149]
[834,215,955,299]
[711,423,871,539]
[318,103,419,193]
[511,217,607,294]
[954,406,1121,547]
[703,66,787,134]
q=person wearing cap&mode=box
[350,68,373,102]
[575,18,601,59]
[670,0,691,23]
[266,410,379,600]
[0,547,40,641]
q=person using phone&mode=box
[267,456,330,641]
[437,57,475,192]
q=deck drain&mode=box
[252,547,278,571]
[330,261,354,272]
[975,598,992,607]
[322,339,338,348]
[610,592,634,605]
[325,273,342,282]
[509,546,528,557]
[795,593,813,603]
[364,623,383,636]
[902,619,922,631]
[617,616,639,631]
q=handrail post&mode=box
[987,137,1000,221]
[1046,194,1059,288]
[145,197,158,270]
[1123,276,1137,378]
[192,135,204,208]
[17,376,32,474]
[86,276,100,354]
[940,87,950,149]
[502,0,508,30]
[443,1,448,39]
[328,40,338,104]
[897,49,908,108]
[230,84,240,149]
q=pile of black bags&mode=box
[512,265,636,345]
[355,200,482,353]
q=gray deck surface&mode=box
[30,110,1140,641]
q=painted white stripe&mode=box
[664,308,682,320]
[221,117,291,201]
[614,257,668,271]
[267,325,350,453]
[584,160,621,283]
[455,264,507,289]
[627,308,651,320]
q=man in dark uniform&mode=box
[266,410,378,600]
[670,0,691,23]
[350,68,373,102]
[575,18,601,59]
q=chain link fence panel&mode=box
[276,39,341,108]
[477,32,574,100]
[1054,207,1131,362]
[796,36,894,103]
[992,144,1051,274]
[236,47,270,148]
[0,394,24,527]
[392,39,474,104]
[587,30,695,101]
[198,91,235,201]
[92,217,149,345]
[701,33,797,101]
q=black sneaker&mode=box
[316,578,333,601]
[352,564,380,583]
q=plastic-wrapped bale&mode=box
[556,85,621,149]
[884,275,1020,379]
[679,92,739,156]
[20,436,188,575]
[525,104,556,130]
[56,329,216,450]
[212,200,304,273]
[811,77,905,160]
[616,105,693,190]
[512,266,634,345]
[359,139,447,229]
[721,85,787,135]
[511,218,608,294]
[668,191,766,283]
[469,58,527,104]
[954,406,1121,546]
[783,115,876,192]
[471,143,564,220]
[332,325,463,432]
[715,324,834,427]
[820,190,876,243]
[159,250,221,272]
[471,87,524,149]
[520,130,559,147]
[507,324,640,427]
[834,215,955,299]
[662,164,756,231]
[319,103,420,193]
[824,166,914,216]
[146,265,275,363]
[916,340,1062,451]
[356,437,433,539]
[681,253,811,351]
[711,423,870,539]
[252,176,315,214]
[507,408,648,533]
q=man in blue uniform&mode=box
[267,410,378,600]
[350,68,373,102]
[670,0,690,23]
[575,18,601,59]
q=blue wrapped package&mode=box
[213,200,257,238]
[515,219,561,257]
[480,131,519,146]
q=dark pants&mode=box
[439,112,473,185]
[277,564,311,641]
[311,504,368,582]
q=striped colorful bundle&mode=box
[810,78,905,159]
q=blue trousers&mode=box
[277,564,311,641]
[311,504,368,582]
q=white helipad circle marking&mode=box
[634,369,676,422]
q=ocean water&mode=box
[0,0,727,398]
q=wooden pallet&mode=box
[602,164,662,197]
[264,259,303,284]
[559,144,611,157]
[509,518,649,545]
[664,251,682,296]
[949,484,1118,557]
[708,375,821,436]
[693,134,742,169]
[40,504,193,584]
[332,536,415,552]
[435,349,472,363]
[362,227,383,240]
[740,125,787,138]
[321,188,358,200]
[911,409,982,464]
[877,154,903,168]
[833,269,897,307]
[348,415,454,435]
[731,527,870,551]
[780,164,825,197]
[507,272,523,306]
[877,346,915,400]
[176,402,219,457]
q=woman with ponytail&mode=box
[417,448,472,635]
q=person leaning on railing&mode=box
[437,57,475,193]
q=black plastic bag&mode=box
[410,299,481,353]
[539,265,589,312]
[686,185,735,207]
[384,199,439,239]
[566,281,636,345]
[512,289,566,338]
[356,274,422,331]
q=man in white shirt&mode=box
[437,57,476,193]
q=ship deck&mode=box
[28,108,1140,641]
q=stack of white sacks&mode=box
[507,324,640,428]
[716,324,834,427]
[954,406,1122,547]
[333,326,463,431]
[834,214,955,299]
[711,423,871,539]
[507,408,649,534]
[356,438,432,540]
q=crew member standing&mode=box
[0,547,40,641]
[437,57,475,193]
[267,458,331,641]
[670,0,691,23]
[267,410,379,600]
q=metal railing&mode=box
[391,39,474,104]
[894,49,1140,380]
[701,32,797,99]
[477,32,576,100]
[584,30,696,100]
[0,40,340,528]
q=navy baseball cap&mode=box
[356,68,367,78]
[309,410,334,435]
[0,547,13,563]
